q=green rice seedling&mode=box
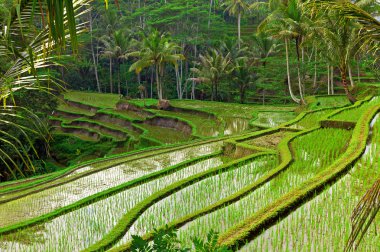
[290,108,336,129]
[138,124,193,144]
[113,155,278,247]
[57,103,96,117]
[0,143,220,227]
[240,114,380,251]
[64,91,120,109]
[176,128,352,247]
[170,100,295,119]
[0,157,225,252]
[333,96,380,122]
[315,95,351,108]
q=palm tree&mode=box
[100,35,116,94]
[129,30,184,100]
[0,0,89,179]
[101,30,135,95]
[310,1,380,250]
[223,0,250,49]
[256,0,311,104]
[191,49,233,101]
[233,58,257,103]
[320,18,359,102]
[251,31,279,67]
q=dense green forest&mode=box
[0,0,380,251]
[50,0,379,103]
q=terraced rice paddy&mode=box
[240,114,380,251]
[0,143,221,227]
[2,93,380,252]
[251,111,296,128]
[176,128,352,247]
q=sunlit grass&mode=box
[115,155,278,247]
[241,115,380,251]
[176,128,352,246]
[0,157,224,252]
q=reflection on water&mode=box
[0,142,222,228]
[223,117,251,135]
[254,112,296,128]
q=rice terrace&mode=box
[1,0,380,251]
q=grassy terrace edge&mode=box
[109,128,317,252]
[0,152,221,235]
[217,103,380,249]
[82,152,275,252]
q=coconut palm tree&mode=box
[223,0,250,49]
[320,18,359,102]
[310,1,380,250]
[100,30,135,94]
[255,0,311,104]
[191,49,233,101]
[129,30,184,100]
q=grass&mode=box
[171,100,295,119]
[64,91,120,109]
[176,128,352,247]
[0,143,221,228]
[0,156,224,251]
[290,108,336,129]
[57,103,96,116]
[241,113,380,251]
[333,96,380,122]
[138,124,192,144]
[217,104,380,248]
[103,108,146,121]
[114,155,278,247]
[316,95,351,108]
[245,131,295,149]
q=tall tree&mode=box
[129,30,184,100]
[256,0,310,104]
[191,49,233,101]
[223,0,250,49]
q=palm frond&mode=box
[345,179,380,251]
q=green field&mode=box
[1,92,380,252]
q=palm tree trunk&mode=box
[313,49,317,89]
[331,66,334,95]
[238,13,241,49]
[357,56,361,83]
[125,79,128,96]
[285,38,300,104]
[295,37,304,103]
[340,67,357,103]
[150,67,154,98]
[208,0,213,29]
[109,58,113,94]
[211,83,215,101]
[118,63,121,95]
[327,64,330,95]
[348,65,355,87]
[89,11,101,93]
[155,64,162,100]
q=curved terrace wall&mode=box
[141,116,193,135]
[68,120,128,140]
